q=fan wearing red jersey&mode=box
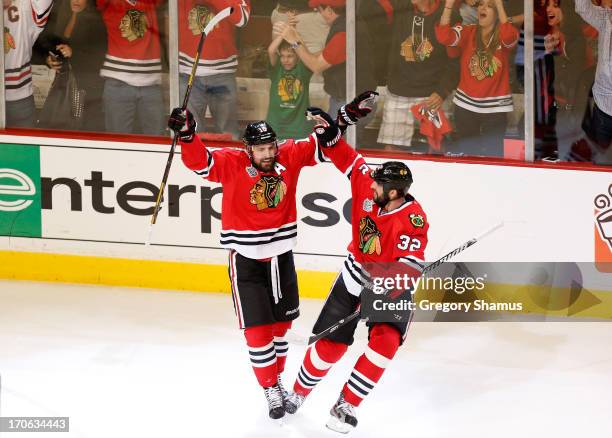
[178,0,250,139]
[284,105,429,434]
[167,106,340,420]
[97,0,165,135]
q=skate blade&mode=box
[325,416,353,434]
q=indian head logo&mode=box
[119,10,148,42]
[469,50,501,81]
[594,183,612,273]
[188,5,215,35]
[4,27,15,54]
[278,74,302,106]
[359,216,382,256]
[249,176,287,211]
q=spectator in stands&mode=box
[377,0,460,151]
[511,0,559,159]
[437,0,519,157]
[37,0,107,132]
[178,1,250,140]
[97,0,164,135]
[266,27,313,139]
[280,0,378,141]
[271,0,328,54]
[575,0,612,165]
[542,0,591,160]
[280,0,347,116]
[4,0,53,127]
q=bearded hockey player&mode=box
[284,102,429,434]
[167,106,342,420]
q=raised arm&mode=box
[574,0,607,30]
[268,33,284,66]
[281,25,331,75]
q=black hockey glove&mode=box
[337,90,379,126]
[306,107,342,148]
[168,107,197,142]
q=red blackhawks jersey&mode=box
[4,0,53,101]
[435,23,519,113]
[179,133,328,259]
[97,0,162,86]
[323,139,429,296]
[178,0,250,77]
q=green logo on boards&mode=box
[0,144,42,237]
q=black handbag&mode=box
[37,62,86,130]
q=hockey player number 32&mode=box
[397,235,421,251]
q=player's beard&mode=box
[373,191,390,209]
[253,157,275,173]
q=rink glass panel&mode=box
[2,0,170,136]
[2,0,610,167]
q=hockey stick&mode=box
[146,6,233,245]
[307,221,504,345]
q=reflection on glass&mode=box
[35,0,107,132]
[355,0,527,160]
[4,0,54,128]
[97,0,165,135]
[178,0,250,140]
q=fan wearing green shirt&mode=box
[266,27,314,140]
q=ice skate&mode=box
[326,393,358,433]
[263,384,285,419]
[277,374,288,401]
[284,391,306,414]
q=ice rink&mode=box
[1,279,612,438]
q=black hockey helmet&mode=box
[243,121,277,147]
[371,161,413,195]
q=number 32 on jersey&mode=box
[397,235,421,251]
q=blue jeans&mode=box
[589,102,612,165]
[6,95,36,128]
[103,78,164,135]
[179,73,239,139]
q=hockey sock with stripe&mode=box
[272,321,291,374]
[244,323,279,388]
[293,338,347,396]
[342,324,401,406]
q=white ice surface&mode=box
[1,280,611,438]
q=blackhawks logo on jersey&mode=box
[4,27,15,54]
[249,175,287,210]
[278,74,302,107]
[359,216,382,255]
[410,213,424,228]
[187,4,215,35]
[119,10,148,42]
[469,50,501,81]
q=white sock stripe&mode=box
[351,369,376,388]
[248,342,274,352]
[251,357,277,368]
[309,344,333,370]
[347,379,369,397]
[365,346,391,369]
[297,370,320,388]
[299,365,321,383]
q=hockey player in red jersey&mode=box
[167,107,341,420]
[284,97,429,433]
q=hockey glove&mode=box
[306,107,342,148]
[168,107,197,142]
[337,90,379,126]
